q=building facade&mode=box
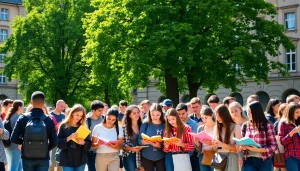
[0,0,24,101]
[134,0,300,109]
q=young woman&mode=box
[265,98,281,124]
[163,108,194,171]
[212,104,241,171]
[122,105,143,171]
[241,102,277,171]
[274,103,288,135]
[138,103,166,171]
[195,106,215,171]
[91,108,124,171]
[4,100,24,171]
[229,102,248,127]
[279,103,300,171]
[57,104,91,171]
[0,117,9,171]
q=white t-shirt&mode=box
[92,123,124,153]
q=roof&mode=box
[0,0,22,5]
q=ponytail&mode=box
[5,100,23,121]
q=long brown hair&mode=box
[285,103,300,125]
[125,105,142,136]
[60,104,87,129]
[165,108,185,138]
[5,100,23,121]
[215,105,235,144]
[146,103,165,124]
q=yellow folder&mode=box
[72,125,91,144]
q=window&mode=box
[0,9,8,20]
[286,49,296,72]
[0,74,6,84]
[0,29,8,41]
[0,54,5,62]
[285,13,296,30]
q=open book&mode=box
[96,138,119,145]
[188,132,212,143]
[141,133,163,142]
[232,137,261,148]
[72,125,91,144]
[162,137,180,142]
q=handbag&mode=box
[172,153,192,171]
[202,150,215,165]
[210,151,229,171]
[274,136,285,168]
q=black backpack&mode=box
[23,113,48,158]
[2,119,12,148]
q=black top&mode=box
[57,123,91,167]
[11,108,58,160]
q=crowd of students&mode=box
[0,91,300,171]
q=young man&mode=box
[207,95,220,111]
[118,100,128,122]
[286,94,300,104]
[49,100,66,171]
[176,103,199,171]
[11,91,58,171]
[140,99,151,120]
[222,96,236,107]
[161,99,173,112]
[189,97,203,126]
[86,100,105,171]
[1,99,13,120]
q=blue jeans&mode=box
[87,151,96,171]
[190,151,200,171]
[22,159,49,171]
[285,157,300,171]
[6,147,22,171]
[198,153,213,171]
[123,153,137,171]
[243,157,273,171]
[165,153,174,171]
[62,164,85,171]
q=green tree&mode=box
[84,0,294,105]
[1,0,94,105]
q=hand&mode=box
[151,141,161,148]
[173,139,183,147]
[164,142,170,148]
[107,142,119,149]
[212,139,225,148]
[131,147,142,152]
[194,139,200,147]
[17,145,22,151]
[203,139,212,145]
[238,158,243,167]
[0,128,3,134]
[290,126,300,136]
[69,133,78,140]
[76,138,85,145]
[240,145,248,151]
[247,145,260,153]
[142,140,152,145]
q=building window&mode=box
[286,49,296,72]
[0,74,6,84]
[0,54,5,62]
[0,9,8,20]
[285,13,296,30]
[0,29,8,41]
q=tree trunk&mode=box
[164,69,179,106]
[104,88,111,107]
[187,74,201,98]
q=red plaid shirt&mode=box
[163,125,194,152]
[242,122,277,161]
[279,120,300,160]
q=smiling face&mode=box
[167,115,177,127]
[201,113,213,124]
[150,110,162,122]
[106,115,117,126]
[72,111,84,124]
[129,108,140,121]
[294,109,300,121]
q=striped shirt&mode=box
[163,125,194,152]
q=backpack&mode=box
[23,113,49,158]
[2,119,12,148]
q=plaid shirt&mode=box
[122,125,141,169]
[242,122,277,161]
[163,125,194,153]
[278,120,300,160]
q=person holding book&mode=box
[194,106,215,171]
[91,108,124,171]
[212,105,241,171]
[122,105,143,171]
[138,103,166,171]
[163,108,194,171]
[241,102,277,171]
[278,103,300,171]
[57,104,92,171]
[228,102,248,127]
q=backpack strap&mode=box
[242,122,248,135]
[87,118,92,130]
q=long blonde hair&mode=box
[60,104,87,129]
[228,102,247,119]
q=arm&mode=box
[48,118,58,151]
[83,133,91,152]
[138,123,146,145]
[279,122,294,146]
[182,127,195,152]
[163,130,171,152]
[57,125,71,150]
[11,116,25,144]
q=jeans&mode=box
[165,153,173,171]
[123,153,137,171]
[142,156,165,171]
[190,151,200,171]
[0,162,5,171]
[62,164,86,171]
[243,157,273,171]
[5,147,22,171]
[22,159,49,171]
[87,151,96,171]
[285,157,300,171]
[198,153,213,171]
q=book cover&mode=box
[232,137,262,148]
[141,133,163,142]
[188,132,212,143]
[72,125,91,144]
